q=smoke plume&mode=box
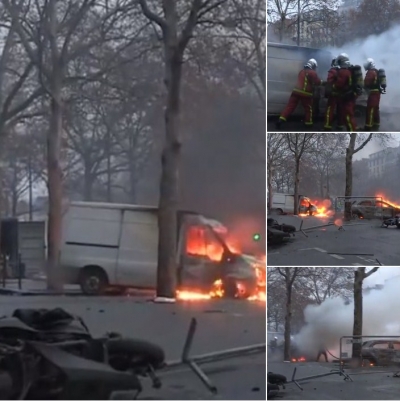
[294,275,400,357]
[331,24,400,112]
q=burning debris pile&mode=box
[176,225,266,302]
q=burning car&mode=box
[361,340,400,366]
[351,199,400,219]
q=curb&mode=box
[0,288,83,296]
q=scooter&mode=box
[0,308,165,399]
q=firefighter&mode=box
[363,58,384,131]
[276,59,324,129]
[323,57,341,131]
[334,53,358,132]
[316,346,328,362]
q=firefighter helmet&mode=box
[331,58,338,67]
[338,53,350,68]
[305,58,318,70]
[363,58,376,70]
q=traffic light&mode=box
[253,233,261,242]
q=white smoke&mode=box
[330,24,400,112]
[294,275,400,357]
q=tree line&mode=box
[267,0,400,47]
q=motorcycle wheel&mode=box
[106,338,165,371]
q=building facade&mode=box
[368,146,400,178]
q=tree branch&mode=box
[138,0,167,32]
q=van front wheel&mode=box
[79,266,108,295]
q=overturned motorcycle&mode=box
[382,215,400,228]
[0,308,165,400]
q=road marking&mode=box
[314,247,327,253]
[330,254,345,260]
[298,248,315,251]
[357,256,377,263]
[352,263,364,266]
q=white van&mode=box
[60,202,263,295]
[270,193,316,215]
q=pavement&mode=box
[0,295,266,400]
[267,110,398,132]
[267,215,400,266]
[268,361,400,400]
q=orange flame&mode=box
[311,199,334,218]
[176,226,266,302]
[376,193,400,210]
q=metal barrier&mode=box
[286,365,352,391]
[339,335,400,374]
[165,318,266,394]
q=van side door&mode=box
[116,210,158,288]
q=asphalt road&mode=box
[267,110,398,132]
[0,295,266,400]
[268,361,400,400]
[267,215,400,266]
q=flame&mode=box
[291,356,306,362]
[175,226,266,302]
[311,199,334,218]
[375,193,400,210]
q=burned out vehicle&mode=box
[60,202,263,298]
[361,340,400,366]
[351,200,400,219]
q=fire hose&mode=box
[326,349,340,360]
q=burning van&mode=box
[60,202,265,299]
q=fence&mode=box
[165,318,266,394]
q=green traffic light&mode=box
[253,233,261,241]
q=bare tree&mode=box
[3,0,136,289]
[298,267,353,304]
[138,0,227,298]
[352,267,379,361]
[309,133,346,198]
[267,0,339,43]
[267,133,287,210]
[344,134,391,220]
[285,133,316,214]
[277,267,309,360]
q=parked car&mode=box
[361,340,400,366]
[351,200,400,219]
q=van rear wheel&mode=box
[80,266,108,295]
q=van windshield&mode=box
[185,225,240,262]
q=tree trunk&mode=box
[352,268,363,360]
[156,47,182,298]
[293,157,300,215]
[0,135,4,255]
[320,172,324,198]
[267,166,273,211]
[83,165,93,201]
[345,134,357,221]
[284,277,292,361]
[129,165,137,204]
[46,92,63,291]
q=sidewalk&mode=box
[0,278,81,295]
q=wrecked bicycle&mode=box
[0,308,165,400]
